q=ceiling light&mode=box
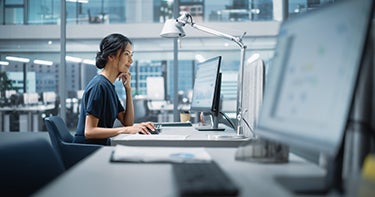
[0,61,9,65]
[33,59,53,66]
[82,59,95,65]
[65,56,82,63]
[66,0,88,3]
[6,56,30,63]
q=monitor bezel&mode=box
[190,56,222,113]
[254,0,374,193]
[255,0,374,158]
[240,54,265,137]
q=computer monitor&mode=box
[190,56,224,131]
[23,93,39,105]
[146,76,165,101]
[255,0,374,194]
[240,53,265,138]
[5,90,16,99]
[42,91,57,105]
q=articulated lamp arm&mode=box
[161,12,249,137]
[177,12,248,137]
[176,12,246,48]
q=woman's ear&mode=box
[107,54,115,62]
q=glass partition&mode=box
[1,0,336,25]
[0,0,337,131]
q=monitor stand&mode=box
[275,145,344,194]
[235,138,289,163]
[195,114,225,131]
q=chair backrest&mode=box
[45,116,73,143]
[0,137,64,196]
[44,115,102,169]
[44,116,74,165]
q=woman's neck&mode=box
[100,68,118,84]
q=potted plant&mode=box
[0,71,13,106]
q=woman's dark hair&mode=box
[95,33,132,69]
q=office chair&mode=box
[0,137,64,196]
[44,116,102,169]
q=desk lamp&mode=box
[160,12,248,138]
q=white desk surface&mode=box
[0,104,55,112]
[35,146,328,197]
[110,125,250,147]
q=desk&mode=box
[147,101,191,122]
[110,125,249,147]
[34,146,327,197]
[0,104,55,132]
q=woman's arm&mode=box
[84,114,152,139]
[117,72,134,126]
[118,85,134,126]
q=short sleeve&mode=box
[85,85,105,119]
[117,98,125,113]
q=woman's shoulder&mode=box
[85,75,114,94]
[87,75,111,86]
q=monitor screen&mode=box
[42,91,57,104]
[146,76,165,101]
[256,0,374,158]
[23,93,39,105]
[190,56,222,113]
[240,54,265,137]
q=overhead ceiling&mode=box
[0,21,280,62]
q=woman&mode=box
[74,33,155,145]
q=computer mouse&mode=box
[138,126,161,135]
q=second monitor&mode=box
[190,56,224,131]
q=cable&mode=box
[241,117,256,138]
[219,111,236,129]
[218,111,257,138]
[218,111,258,138]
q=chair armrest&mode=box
[58,142,102,169]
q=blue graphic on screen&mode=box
[190,56,221,111]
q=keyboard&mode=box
[158,122,192,127]
[172,162,239,196]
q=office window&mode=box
[0,1,3,23]
[288,0,335,17]
[4,7,23,24]
[5,0,23,5]
[180,0,204,22]
[167,60,194,102]
[28,0,60,24]
[154,0,173,23]
[3,0,24,25]
[65,0,125,24]
[205,0,273,22]
[0,0,338,25]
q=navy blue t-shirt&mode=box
[74,75,124,145]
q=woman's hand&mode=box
[118,72,131,89]
[120,122,156,135]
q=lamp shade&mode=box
[160,19,186,38]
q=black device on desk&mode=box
[139,124,162,135]
[253,0,374,195]
[173,161,239,196]
[190,56,225,131]
[158,122,192,127]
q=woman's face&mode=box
[116,44,133,73]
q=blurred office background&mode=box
[0,0,336,132]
